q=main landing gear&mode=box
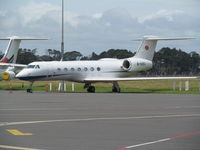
[27,81,34,93]
[84,83,95,93]
[84,82,121,93]
[112,81,121,93]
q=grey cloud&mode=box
[0,5,199,55]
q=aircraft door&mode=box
[47,63,55,79]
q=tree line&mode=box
[0,48,199,75]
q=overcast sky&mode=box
[0,0,199,55]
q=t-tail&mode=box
[0,36,48,63]
[133,36,194,61]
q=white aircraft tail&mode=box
[0,36,48,63]
[134,36,194,61]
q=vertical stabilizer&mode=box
[134,36,194,61]
[0,36,48,63]
[0,37,21,63]
[134,36,157,61]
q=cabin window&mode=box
[71,68,75,71]
[77,68,81,71]
[84,67,88,71]
[90,67,94,71]
[97,67,101,71]
[64,68,68,71]
[57,68,61,71]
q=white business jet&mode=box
[16,36,197,93]
[0,36,47,80]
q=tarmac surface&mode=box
[0,91,200,150]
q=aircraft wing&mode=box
[0,63,27,69]
[84,76,199,82]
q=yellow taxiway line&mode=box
[6,129,32,135]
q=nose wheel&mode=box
[87,86,95,93]
[27,81,34,93]
[27,89,33,93]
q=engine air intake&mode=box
[122,60,131,70]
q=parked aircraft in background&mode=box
[0,36,47,80]
[16,36,198,93]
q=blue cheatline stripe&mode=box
[17,75,47,80]
[17,74,68,80]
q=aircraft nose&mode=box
[16,71,29,80]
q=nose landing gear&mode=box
[27,81,34,93]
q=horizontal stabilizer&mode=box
[133,36,195,41]
[0,63,27,69]
[0,36,48,40]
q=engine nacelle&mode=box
[1,71,16,80]
[122,58,152,72]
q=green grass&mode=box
[0,79,200,94]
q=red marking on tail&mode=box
[144,45,149,50]
[0,58,9,63]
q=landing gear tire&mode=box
[27,81,34,93]
[87,86,95,93]
[27,89,32,93]
[112,87,121,93]
[112,81,121,93]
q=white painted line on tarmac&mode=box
[115,138,170,150]
[0,114,200,127]
[166,106,200,109]
[0,108,70,111]
[126,138,170,148]
[115,131,200,150]
[0,145,41,150]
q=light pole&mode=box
[61,0,64,61]
[59,0,65,92]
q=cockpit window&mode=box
[27,65,35,69]
[27,65,40,69]
[35,65,40,69]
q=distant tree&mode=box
[47,49,53,57]
[90,52,99,60]
[0,51,3,60]
[189,51,200,74]
[50,49,61,61]
[88,49,135,60]
[151,47,200,75]
[16,48,38,64]
[98,49,135,59]
[63,51,82,60]
[39,55,54,61]
[80,56,90,60]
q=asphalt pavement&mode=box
[0,91,200,150]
